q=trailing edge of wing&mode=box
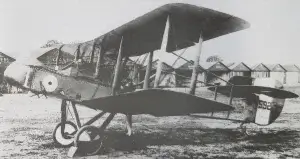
[76,89,234,116]
[93,3,250,56]
[208,86,299,99]
[40,3,249,59]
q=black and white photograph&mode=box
[1,0,300,158]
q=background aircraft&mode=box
[3,3,298,157]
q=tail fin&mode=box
[253,78,285,125]
[210,76,297,125]
[255,94,285,125]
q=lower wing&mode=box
[76,89,234,116]
[208,85,298,99]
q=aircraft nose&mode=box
[4,62,30,86]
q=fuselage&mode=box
[3,62,289,126]
[4,61,112,101]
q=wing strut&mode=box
[189,34,203,95]
[132,63,140,86]
[55,45,64,70]
[94,43,104,78]
[154,60,163,88]
[89,41,96,64]
[143,51,154,89]
[170,52,233,86]
[75,44,80,61]
[214,86,218,100]
[71,102,81,128]
[112,36,124,95]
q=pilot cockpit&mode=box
[36,44,135,89]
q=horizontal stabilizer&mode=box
[77,89,234,116]
[208,85,298,99]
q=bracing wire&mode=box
[158,48,188,85]
[170,52,233,86]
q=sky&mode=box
[1,0,300,66]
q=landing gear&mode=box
[67,113,116,157]
[52,100,81,147]
[239,122,249,136]
[125,114,133,136]
[53,121,77,147]
[53,99,121,157]
[74,125,103,156]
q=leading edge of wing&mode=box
[34,3,250,60]
[92,3,250,57]
[76,89,234,116]
[208,85,299,99]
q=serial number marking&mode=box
[257,100,283,110]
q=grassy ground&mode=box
[0,87,300,158]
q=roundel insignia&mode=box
[42,75,58,92]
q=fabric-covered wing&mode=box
[94,3,250,56]
[76,89,234,116]
[208,86,299,99]
[38,3,249,59]
[37,47,75,66]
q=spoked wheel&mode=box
[53,121,78,147]
[74,125,103,156]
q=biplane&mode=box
[3,3,298,157]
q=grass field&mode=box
[0,87,300,158]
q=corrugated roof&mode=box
[141,59,174,71]
[207,61,230,71]
[270,64,286,72]
[282,64,300,72]
[226,62,235,69]
[0,52,15,61]
[133,51,187,69]
[229,62,251,72]
[176,60,194,70]
[15,47,59,66]
[200,62,215,70]
[176,61,232,72]
[175,60,205,71]
[252,63,270,72]
[265,64,276,71]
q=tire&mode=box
[52,121,77,147]
[74,125,103,156]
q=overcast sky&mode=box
[1,0,300,65]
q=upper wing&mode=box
[37,47,75,66]
[37,3,250,60]
[94,3,250,56]
[208,85,299,99]
[76,89,234,116]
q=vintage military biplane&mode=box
[3,3,298,157]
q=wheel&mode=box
[53,121,78,147]
[239,125,250,137]
[74,125,103,156]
